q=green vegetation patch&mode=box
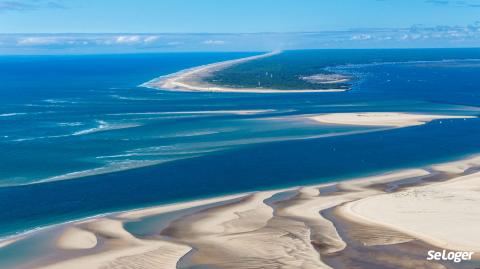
[205,49,480,91]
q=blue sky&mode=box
[1,0,480,53]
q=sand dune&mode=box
[340,171,480,252]
[40,218,191,269]
[277,169,430,255]
[56,227,97,250]
[176,191,276,235]
[277,186,347,255]
[3,156,480,268]
[119,193,248,220]
[162,191,331,268]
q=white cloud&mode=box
[114,35,142,44]
[203,40,226,45]
[17,37,61,45]
[350,34,372,41]
[4,23,480,54]
[16,36,93,46]
[400,34,409,40]
[103,35,161,45]
[143,35,160,43]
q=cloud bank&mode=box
[1,22,480,54]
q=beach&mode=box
[2,155,479,269]
[3,1,480,267]
[308,112,474,127]
[142,51,347,93]
[2,49,480,269]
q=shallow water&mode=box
[0,49,479,239]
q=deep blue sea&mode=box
[0,49,480,239]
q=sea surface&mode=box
[0,49,480,239]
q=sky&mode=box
[1,0,480,53]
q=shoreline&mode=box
[2,154,480,268]
[4,48,480,269]
[140,51,348,93]
[0,112,476,243]
[308,112,475,127]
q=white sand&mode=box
[278,170,430,253]
[0,238,19,248]
[341,171,480,252]
[7,156,480,268]
[42,218,191,269]
[183,191,277,235]
[336,169,430,192]
[278,186,347,254]
[119,192,248,220]
[431,155,480,174]
[165,190,333,268]
[309,112,474,127]
[143,51,347,93]
[56,227,97,250]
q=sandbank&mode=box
[56,227,97,250]
[340,170,480,252]
[142,51,348,93]
[309,112,474,127]
[2,155,480,268]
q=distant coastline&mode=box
[3,49,480,268]
[141,51,348,93]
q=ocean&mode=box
[0,49,479,239]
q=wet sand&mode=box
[2,156,480,268]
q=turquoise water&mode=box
[0,49,479,240]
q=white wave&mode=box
[95,142,230,160]
[172,130,219,137]
[72,120,140,136]
[42,99,78,104]
[108,109,275,116]
[28,160,165,186]
[95,147,220,159]
[12,134,71,142]
[168,109,276,115]
[58,122,84,127]
[23,104,65,108]
[11,121,139,142]
[0,113,27,117]
[0,160,176,188]
[161,130,225,138]
[108,94,166,101]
